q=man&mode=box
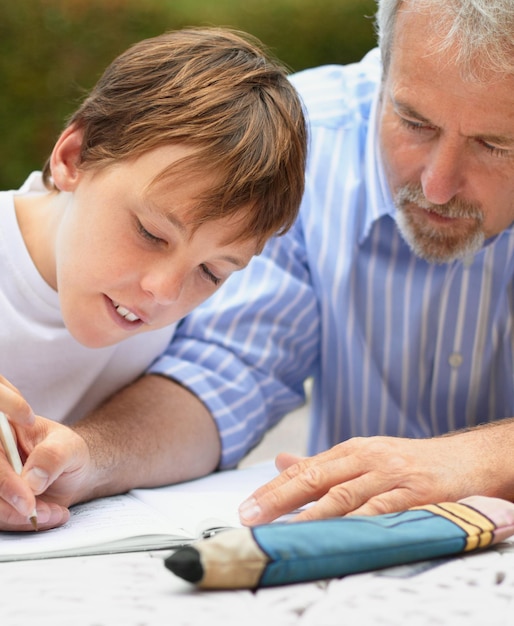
[4,0,514,530]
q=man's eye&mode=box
[399,117,430,132]
[481,141,511,158]
[200,264,221,286]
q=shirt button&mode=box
[448,353,463,368]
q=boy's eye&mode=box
[200,264,221,286]
[137,220,164,244]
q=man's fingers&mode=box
[291,480,415,521]
[291,476,374,521]
[240,455,360,525]
[275,451,304,472]
[240,437,430,525]
[239,462,315,525]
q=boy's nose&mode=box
[141,269,185,305]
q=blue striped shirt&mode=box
[149,49,514,469]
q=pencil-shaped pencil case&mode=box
[164,495,514,589]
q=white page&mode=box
[133,460,281,533]
[133,460,280,528]
[0,493,191,561]
[0,461,280,561]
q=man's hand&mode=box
[238,425,514,525]
[0,416,91,531]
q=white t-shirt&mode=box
[0,173,176,424]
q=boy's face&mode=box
[46,142,258,348]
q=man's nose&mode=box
[420,139,466,205]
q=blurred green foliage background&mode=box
[0,0,377,189]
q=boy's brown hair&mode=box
[42,27,307,246]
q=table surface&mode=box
[1,537,513,626]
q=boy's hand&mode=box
[0,415,91,531]
[0,375,36,426]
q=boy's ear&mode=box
[50,124,84,191]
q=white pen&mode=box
[0,411,38,530]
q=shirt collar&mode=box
[360,83,396,244]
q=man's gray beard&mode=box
[393,185,485,264]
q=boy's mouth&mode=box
[113,302,141,323]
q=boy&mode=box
[0,27,306,529]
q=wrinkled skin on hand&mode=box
[239,429,513,525]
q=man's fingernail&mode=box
[238,498,261,522]
[25,467,49,492]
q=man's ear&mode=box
[49,124,84,191]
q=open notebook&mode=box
[0,461,279,561]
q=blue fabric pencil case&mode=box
[165,495,514,589]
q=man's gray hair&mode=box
[375,0,514,80]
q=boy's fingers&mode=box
[0,377,35,425]
[21,426,90,498]
[0,498,70,532]
[0,456,37,518]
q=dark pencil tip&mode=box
[164,547,204,583]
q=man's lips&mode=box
[408,203,468,225]
[423,208,457,223]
